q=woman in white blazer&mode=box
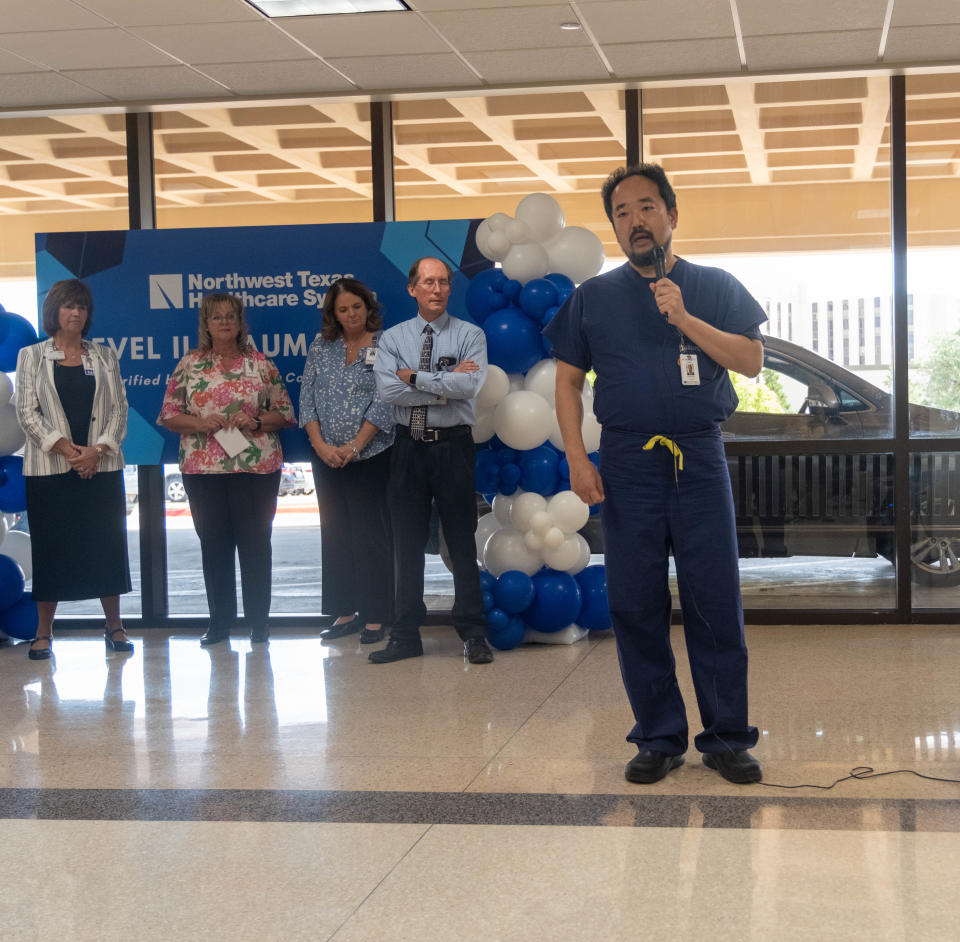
[15,278,133,660]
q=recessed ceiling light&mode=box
[246,0,410,17]
[560,21,582,30]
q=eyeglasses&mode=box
[209,313,238,323]
[417,278,450,289]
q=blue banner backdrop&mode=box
[36,220,489,464]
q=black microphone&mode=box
[652,244,666,280]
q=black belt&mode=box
[396,424,471,443]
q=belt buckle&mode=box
[421,427,439,443]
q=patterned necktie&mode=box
[409,324,434,441]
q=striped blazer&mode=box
[15,338,128,476]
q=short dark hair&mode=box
[321,278,382,341]
[197,293,249,351]
[601,164,677,221]
[41,279,93,337]
[407,257,453,287]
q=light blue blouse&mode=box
[298,330,394,459]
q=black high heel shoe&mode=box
[28,635,53,661]
[104,626,134,653]
[319,615,362,640]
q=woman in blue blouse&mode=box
[300,278,395,643]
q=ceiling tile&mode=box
[604,38,742,77]
[280,11,449,57]
[60,66,230,101]
[0,29,180,71]
[426,5,587,53]
[885,26,960,63]
[465,47,609,83]
[736,0,888,36]
[76,0,262,27]
[0,0,112,31]
[131,22,309,65]
[578,0,734,44]
[892,0,960,27]
[196,60,356,95]
[410,0,562,7]
[743,31,881,70]
[327,53,481,89]
[0,49,47,75]
[0,71,110,107]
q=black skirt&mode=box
[26,469,132,602]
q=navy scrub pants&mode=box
[599,426,759,756]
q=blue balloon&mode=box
[502,279,522,302]
[0,312,39,373]
[483,306,543,375]
[0,554,24,611]
[0,595,38,640]
[524,570,582,632]
[499,462,521,489]
[0,456,27,513]
[493,446,517,465]
[492,570,536,614]
[481,590,496,613]
[465,268,508,325]
[475,449,500,494]
[518,279,558,321]
[545,272,575,302]
[541,304,560,327]
[575,565,611,631]
[478,569,496,593]
[488,615,526,651]
[486,607,510,633]
[518,445,561,496]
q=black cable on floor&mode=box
[756,766,960,790]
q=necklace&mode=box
[344,332,370,364]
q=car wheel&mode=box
[910,534,960,587]
[165,474,186,503]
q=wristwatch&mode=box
[408,372,417,387]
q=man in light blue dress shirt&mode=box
[372,256,495,665]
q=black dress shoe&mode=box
[28,635,53,661]
[368,637,423,663]
[625,750,685,784]
[702,749,763,784]
[250,627,269,644]
[104,627,134,652]
[360,627,385,645]
[199,629,230,647]
[320,616,362,640]
[463,637,494,664]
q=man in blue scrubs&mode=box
[544,164,765,784]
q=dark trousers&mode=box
[599,427,759,756]
[311,447,394,624]
[388,431,485,643]
[183,471,281,634]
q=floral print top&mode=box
[299,331,394,460]
[158,349,295,474]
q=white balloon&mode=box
[472,408,496,444]
[543,526,565,549]
[501,241,549,284]
[510,492,547,532]
[0,515,7,547]
[0,374,13,406]
[524,530,545,551]
[515,192,565,243]
[0,403,25,456]
[572,533,592,574]
[0,530,31,581]
[548,413,565,450]
[475,511,503,564]
[505,218,533,245]
[522,359,557,405]
[542,533,589,573]
[492,491,519,526]
[508,373,525,393]
[547,490,590,534]
[493,391,553,451]
[530,510,553,536]
[486,230,511,261]
[483,527,542,577]
[545,226,605,285]
[581,410,602,453]
[474,220,494,260]
[486,211,512,233]
[477,364,511,409]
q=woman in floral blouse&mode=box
[300,278,394,645]
[158,292,295,646]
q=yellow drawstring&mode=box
[642,435,684,480]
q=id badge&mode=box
[82,356,95,376]
[46,349,65,361]
[679,353,700,386]
[244,358,257,378]
[364,347,377,367]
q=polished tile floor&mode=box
[1,624,958,941]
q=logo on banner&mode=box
[149,274,184,309]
